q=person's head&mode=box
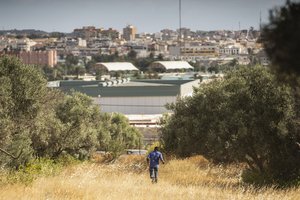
[154,146,159,151]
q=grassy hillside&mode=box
[0,155,299,200]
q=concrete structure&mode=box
[19,50,57,67]
[160,72,195,80]
[99,28,120,40]
[127,114,162,127]
[219,46,240,55]
[123,25,137,41]
[95,62,139,72]
[73,26,99,39]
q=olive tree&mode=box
[0,56,47,167]
[98,113,142,159]
[262,1,300,120]
[161,66,300,184]
[262,0,300,76]
[48,91,99,159]
[0,56,143,167]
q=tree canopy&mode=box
[0,56,142,168]
[262,0,300,121]
[161,66,300,184]
[262,1,300,76]
[0,56,47,167]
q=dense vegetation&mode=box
[160,66,300,185]
[262,0,300,76]
[0,56,142,169]
[161,1,300,186]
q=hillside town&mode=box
[0,25,269,72]
[0,25,269,139]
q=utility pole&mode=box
[179,0,182,58]
[179,0,182,39]
[259,11,262,31]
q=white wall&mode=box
[180,79,200,97]
[93,96,176,114]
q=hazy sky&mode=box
[0,0,288,33]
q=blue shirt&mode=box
[147,150,164,168]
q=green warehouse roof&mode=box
[50,79,195,98]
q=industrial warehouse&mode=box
[47,61,200,128]
[50,78,200,115]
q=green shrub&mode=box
[242,168,300,188]
[3,158,61,185]
[0,156,81,185]
[241,169,273,186]
[55,154,81,166]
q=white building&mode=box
[149,61,194,72]
[78,38,87,47]
[11,38,37,51]
[95,62,139,72]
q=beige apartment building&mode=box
[19,50,57,67]
[180,45,218,57]
[123,25,136,41]
[169,45,219,61]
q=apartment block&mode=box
[19,50,57,67]
[123,25,136,41]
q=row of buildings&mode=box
[72,25,137,41]
[0,25,269,68]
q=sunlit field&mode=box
[0,155,299,200]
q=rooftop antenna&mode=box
[179,0,182,58]
[179,0,182,38]
[259,11,262,31]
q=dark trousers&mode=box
[149,166,158,181]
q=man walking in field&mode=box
[147,147,165,183]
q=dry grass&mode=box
[0,155,299,200]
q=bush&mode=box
[242,169,300,188]
[97,113,143,160]
[0,156,82,185]
[241,169,273,186]
[4,158,62,185]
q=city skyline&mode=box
[0,0,287,33]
